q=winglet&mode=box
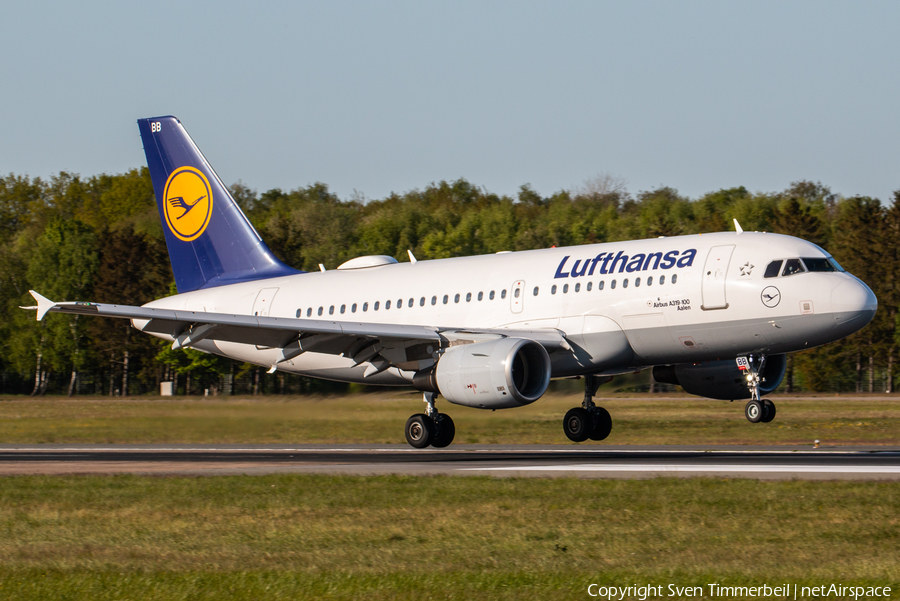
[25,290,56,321]
[733,218,744,234]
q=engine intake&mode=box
[652,355,787,400]
[414,338,551,409]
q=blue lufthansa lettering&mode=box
[609,250,629,273]
[660,250,679,269]
[554,256,571,279]
[676,248,697,268]
[570,258,589,277]
[554,248,697,276]
[587,252,605,276]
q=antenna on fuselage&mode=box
[733,218,744,235]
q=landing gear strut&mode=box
[405,392,455,448]
[740,355,776,424]
[563,374,613,442]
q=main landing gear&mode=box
[405,392,456,448]
[741,355,776,424]
[563,374,613,442]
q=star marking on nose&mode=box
[740,262,754,276]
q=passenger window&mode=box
[574,283,580,292]
[782,259,805,277]
[802,257,836,272]
[420,297,425,306]
[672,274,678,284]
[563,284,569,293]
[431,296,437,305]
[374,301,380,311]
[386,300,391,310]
[764,260,783,278]
[409,298,414,308]
[533,286,539,296]
[551,285,557,295]
[443,294,449,304]
[340,305,346,314]
[477,292,483,301]
[598,281,604,290]
[352,303,357,313]
[501,289,507,299]
[329,306,335,315]
[587,282,592,291]
[318,307,323,316]
[659,275,665,285]
[296,309,302,318]
[514,288,521,298]
[466,292,472,302]
[611,280,617,289]
[307,308,312,317]
[490,290,496,300]
[647,276,653,286]
[635,277,641,287]
[454,294,460,303]
[623,279,629,288]
[363,302,368,312]
[397,299,403,309]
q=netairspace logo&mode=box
[586,582,892,600]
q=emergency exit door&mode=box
[701,245,734,310]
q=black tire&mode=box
[431,414,456,448]
[564,407,591,442]
[405,413,434,448]
[761,399,776,423]
[589,407,612,441]
[745,400,764,423]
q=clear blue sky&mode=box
[2,1,898,202]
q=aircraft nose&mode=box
[832,277,877,335]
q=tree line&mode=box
[0,169,895,396]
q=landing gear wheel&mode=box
[745,400,764,423]
[564,407,592,442]
[405,413,435,448]
[589,407,612,441]
[761,399,776,423]
[431,413,455,448]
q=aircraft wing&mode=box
[23,291,568,376]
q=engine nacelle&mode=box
[652,354,787,400]
[414,338,551,409]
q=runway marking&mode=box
[461,464,900,474]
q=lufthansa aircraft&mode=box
[25,116,877,448]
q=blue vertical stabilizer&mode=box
[138,116,300,292]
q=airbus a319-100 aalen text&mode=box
[24,116,877,448]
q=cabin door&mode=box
[701,245,734,310]
[253,288,279,317]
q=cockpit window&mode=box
[782,258,806,277]
[829,257,845,272]
[764,260,783,278]
[802,257,836,272]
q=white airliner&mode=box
[25,116,877,448]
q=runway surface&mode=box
[2,444,900,479]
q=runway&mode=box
[1,444,900,479]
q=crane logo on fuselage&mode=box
[554,249,697,278]
[163,166,214,242]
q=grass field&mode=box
[0,475,897,600]
[1,390,899,446]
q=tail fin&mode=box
[138,116,299,292]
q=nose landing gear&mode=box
[405,392,456,448]
[740,355,777,424]
[563,374,613,442]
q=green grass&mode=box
[0,475,897,599]
[1,391,899,446]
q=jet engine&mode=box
[413,338,551,409]
[652,354,787,400]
